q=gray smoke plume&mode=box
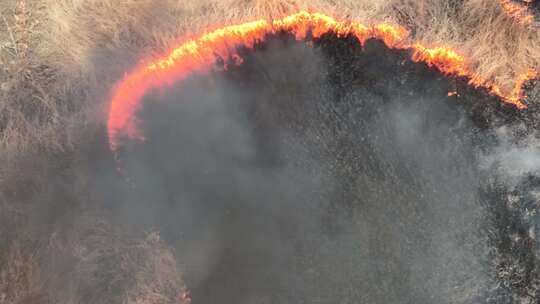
[108,34,539,303]
[481,125,540,186]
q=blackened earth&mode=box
[112,32,540,304]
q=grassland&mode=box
[0,0,539,303]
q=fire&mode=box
[107,11,537,152]
[500,0,535,24]
[509,69,538,104]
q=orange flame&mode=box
[107,11,536,152]
[500,0,535,24]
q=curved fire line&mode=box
[107,11,537,153]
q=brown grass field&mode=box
[1,0,539,303]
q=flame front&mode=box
[107,11,536,152]
[500,0,535,24]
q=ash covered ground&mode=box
[102,33,540,303]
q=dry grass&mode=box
[39,220,187,304]
[0,0,539,303]
[1,0,539,158]
[0,243,46,304]
[40,0,540,93]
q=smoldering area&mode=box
[102,32,540,303]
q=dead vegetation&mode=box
[0,0,539,303]
[39,220,187,304]
[1,0,539,160]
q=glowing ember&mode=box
[500,0,535,24]
[107,11,537,152]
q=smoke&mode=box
[481,125,540,186]
[102,33,540,303]
[117,38,333,303]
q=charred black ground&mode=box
[111,32,540,303]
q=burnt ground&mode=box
[107,32,540,303]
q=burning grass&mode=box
[117,32,540,301]
[500,0,535,24]
[1,0,539,159]
[106,11,537,154]
[1,0,540,303]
